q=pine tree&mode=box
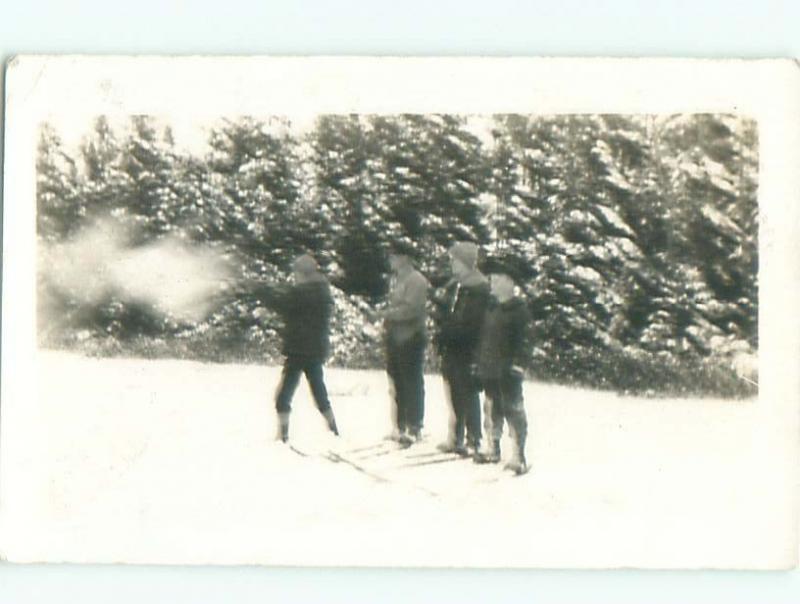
[37,123,81,241]
[207,116,306,275]
[369,114,492,283]
[308,114,387,297]
[79,116,132,223]
[117,116,181,240]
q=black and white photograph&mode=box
[1,56,798,568]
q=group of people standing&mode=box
[261,241,531,476]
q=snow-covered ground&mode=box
[0,351,794,568]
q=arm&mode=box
[508,304,531,375]
[252,281,291,314]
[319,283,334,322]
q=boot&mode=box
[322,408,339,436]
[504,459,529,475]
[454,438,470,457]
[473,438,500,464]
[504,445,528,475]
[277,412,290,443]
[450,422,467,456]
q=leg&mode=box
[386,343,406,435]
[474,380,501,463]
[409,336,426,437]
[491,379,506,448]
[449,357,475,454]
[304,360,338,435]
[482,391,494,451]
[400,334,426,438]
[438,354,462,452]
[464,365,482,452]
[501,373,528,473]
[275,357,303,414]
[275,357,303,441]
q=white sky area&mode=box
[47,114,497,157]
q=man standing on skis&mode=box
[433,241,491,457]
[473,267,530,475]
[380,243,429,445]
[257,253,339,443]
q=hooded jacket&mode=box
[433,271,491,357]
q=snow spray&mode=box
[40,217,234,323]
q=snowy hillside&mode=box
[0,351,789,569]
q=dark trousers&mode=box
[386,333,426,434]
[442,352,482,447]
[275,355,332,415]
[482,374,527,454]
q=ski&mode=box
[345,441,397,454]
[405,449,450,459]
[397,454,468,468]
[288,444,310,458]
[325,451,390,484]
[325,450,442,497]
[356,441,416,459]
[479,468,531,484]
[355,447,400,460]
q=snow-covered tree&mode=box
[37,124,81,241]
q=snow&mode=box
[0,351,789,569]
[571,266,604,287]
[592,205,636,238]
[701,204,744,238]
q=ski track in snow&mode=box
[3,350,785,568]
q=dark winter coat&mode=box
[477,296,530,380]
[433,272,491,359]
[264,276,333,360]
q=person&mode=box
[432,241,490,457]
[380,245,429,445]
[259,254,339,443]
[473,269,530,475]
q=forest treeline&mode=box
[36,113,758,397]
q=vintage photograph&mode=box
[1,57,797,568]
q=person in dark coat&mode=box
[261,254,339,442]
[473,270,530,474]
[432,241,490,456]
[380,246,429,445]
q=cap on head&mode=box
[448,241,479,269]
[293,254,319,276]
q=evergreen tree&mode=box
[118,116,181,240]
[207,116,306,275]
[307,114,386,297]
[35,113,759,394]
[37,124,81,241]
[371,114,492,281]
